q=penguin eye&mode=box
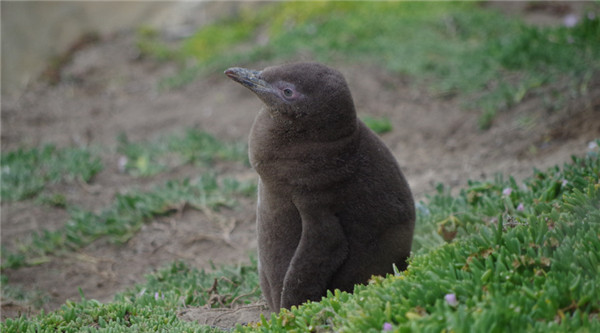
[282,88,294,98]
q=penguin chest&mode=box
[256,180,302,270]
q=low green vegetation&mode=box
[0,145,102,201]
[139,1,599,129]
[3,142,598,332]
[118,260,261,310]
[361,116,393,135]
[0,129,247,203]
[1,174,256,270]
[117,129,248,177]
[2,261,259,332]
[0,129,253,269]
[0,275,50,310]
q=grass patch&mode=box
[136,26,178,62]
[117,129,248,177]
[1,261,259,332]
[1,129,251,269]
[144,2,600,129]
[1,275,51,310]
[117,260,261,309]
[0,145,102,202]
[37,193,68,208]
[361,116,393,134]
[1,175,256,270]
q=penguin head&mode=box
[226,62,357,140]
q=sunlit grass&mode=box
[142,1,600,129]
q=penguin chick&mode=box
[225,62,415,311]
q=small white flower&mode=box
[502,188,512,196]
[445,293,458,306]
[564,14,579,27]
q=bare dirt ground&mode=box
[1,2,599,327]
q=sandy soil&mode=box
[1,2,599,327]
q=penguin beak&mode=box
[225,67,271,92]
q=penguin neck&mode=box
[252,106,356,141]
[248,108,360,183]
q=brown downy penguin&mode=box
[225,62,415,311]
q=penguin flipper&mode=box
[280,209,348,309]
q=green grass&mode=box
[0,129,253,269]
[117,129,248,177]
[0,127,257,329]
[361,116,393,135]
[117,260,261,309]
[1,145,103,201]
[2,261,259,332]
[1,275,50,310]
[3,142,598,332]
[143,1,600,129]
[0,129,247,203]
[1,174,256,270]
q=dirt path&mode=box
[1,6,599,323]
